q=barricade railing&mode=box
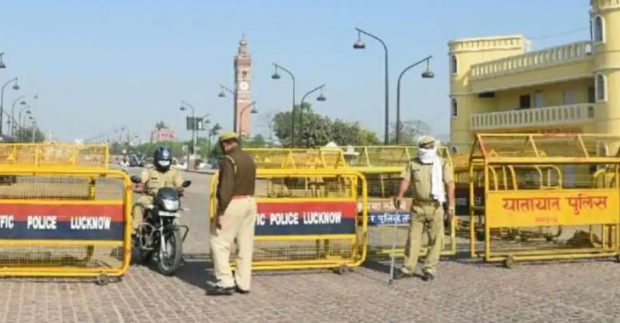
[246,146,457,261]
[209,168,368,271]
[469,133,620,266]
[0,144,131,281]
[0,143,109,169]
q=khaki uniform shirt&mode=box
[140,166,183,196]
[400,158,454,202]
[217,148,256,215]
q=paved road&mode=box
[2,169,620,322]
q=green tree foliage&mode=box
[15,127,45,143]
[272,104,380,147]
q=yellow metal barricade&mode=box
[209,168,368,271]
[0,143,132,280]
[245,146,457,260]
[469,133,620,267]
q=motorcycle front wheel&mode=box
[157,227,183,276]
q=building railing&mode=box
[471,41,592,79]
[470,103,595,131]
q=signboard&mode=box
[360,198,411,226]
[0,202,125,240]
[186,117,205,131]
[255,200,356,235]
[486,189,619,227]
[455,185,484,215]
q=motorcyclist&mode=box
[132,147,184,231]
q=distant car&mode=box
[129,154,145,167]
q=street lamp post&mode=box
[10,95,26,136]
[0,77,20,136]
[19,106,30,131]
[238,101,258,138]
[271,63,296,146]
[180,101,197,169]
[31,121,37,143]
[396,56,434,144]
[299,85,327,147]
[353,28,390,144]
[218,84,234,98]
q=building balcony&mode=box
[470,103,595,131]
[470,41,592,80]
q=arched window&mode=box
[450,55,458,74]
[594,16,604,43]
[596,74,606,102]
[451,98,458,117]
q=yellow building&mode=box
[449,0,620,156]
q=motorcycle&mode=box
[130,175,191,276]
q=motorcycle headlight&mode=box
[162,199,179,211]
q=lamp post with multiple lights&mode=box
[180,100,197,159]
[0,77,20,136]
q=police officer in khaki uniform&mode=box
[209,132,257,296]
[395,136,455,281]
[133,147,183,229]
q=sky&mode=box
[0,0,592,142]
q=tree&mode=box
[244,134,266,148]
[389,120,431,145]
[330,120,381,146]
[155,121,168,130]
[15,126,45,143]
[273,104,381,147]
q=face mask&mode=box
[158,160,171,167]
[418,146,438,164]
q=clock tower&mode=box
[234,36,252,138]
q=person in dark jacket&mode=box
[209,132,257,296]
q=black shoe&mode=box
[394,271,415,280]
[207,286,234,296]
[235,286,250,295]
[421,272,435,282]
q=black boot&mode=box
[421,271,435,282]
[207,285,234,296]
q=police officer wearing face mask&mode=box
[132,147,184,230]
[395,136,455,281]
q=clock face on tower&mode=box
[239,81,249,91]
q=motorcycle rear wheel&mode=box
[157,228,183,276]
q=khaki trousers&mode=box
[132,195,153,229]
[402,204,444,275]
[210,197,257,290]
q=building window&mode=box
[451,98,458,118]
[594,16,605,43]
[519,94,531,109]
[596,74,607,102]
[451,146,458,155]
[534,91,544,108]
[450,55,458,74]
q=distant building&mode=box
[234,36,253,139]
[151,129,176,143]
[449,1,620,156]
